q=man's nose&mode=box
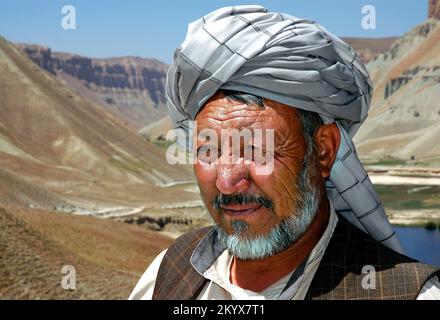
[216,162,250,195]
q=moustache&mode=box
[212,193,273,212]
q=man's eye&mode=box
[252,145,273,165]
[243,145,254,161]
[253,145,267,158]
[197,145,217,164]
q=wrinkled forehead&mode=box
[195,91,303,131]
[194,91,306,149]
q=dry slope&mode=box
[355,19,440,164]
[0,206,172,299]
[0,35,196,211]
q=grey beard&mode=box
[212,153,321,261]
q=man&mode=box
[130,5,440,300]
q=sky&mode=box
[0,0,429,63]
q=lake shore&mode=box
[386,209,440,227]
[366,165,440,227]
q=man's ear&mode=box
[315,123,340,179]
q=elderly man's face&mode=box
[194,91,322,244]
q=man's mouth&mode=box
[221,203,263,217]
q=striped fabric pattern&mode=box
[152,227,209,300]
[307,217,439,300]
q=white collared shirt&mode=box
[129,204,440,300]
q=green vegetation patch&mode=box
[368,158,408,166]
[108,157,147,174]
[375,185,440,210]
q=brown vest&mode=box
[152,216,439,300]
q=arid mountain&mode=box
[429,0,440,19]
[342,37,398,64]
[15,43,168,130]
[0,206,171,299]
[0,35,203,299]
[0,36,197,213]
[354,18,440,164]
[138,116,172,141]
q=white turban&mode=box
[166,5,404,254]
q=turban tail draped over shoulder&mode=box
[166,5,404,254]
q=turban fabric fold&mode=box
[166,5,404,254]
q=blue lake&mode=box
[394,225,440,266]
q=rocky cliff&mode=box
[429,0,440,19]
[354,19,440,162]
[342,37,398,64]
[16,44,169,129]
